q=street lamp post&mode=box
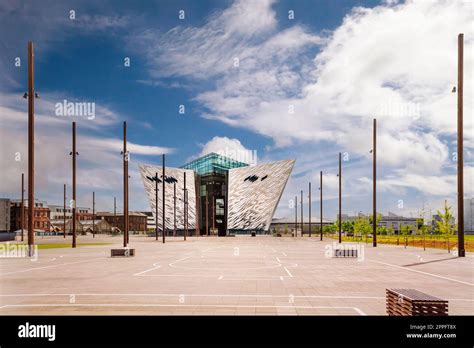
[373,118,377,247]
[301,190,303,237]
[27,41,35,256]
[184,171,187,241]
[21,173,25,242]
[162,154,165,244]
[294,195,297,237]
[113,196,116,232]
[457,33,466,257]
[205,193,209,236]
[338,152,342,244]
[320,171,323,241]
[71,122,78,248]
[309,182,312,238]
[63,184,66,238]
[92,191,95,238]
[185,189,188,240]
[122,121,129,247]
[173,182,177,237]
[146,173,161,241]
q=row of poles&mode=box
[22,41,131,252]
[294,119,376,246]
[21,34,466,256]
[146,155,190,244]
[291,34,466,257]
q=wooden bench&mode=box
[333,249,358,258]
[111,248,135,257]
[386,288,448,316]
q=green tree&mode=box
[342,221,354,240]
[378,226,387,236]
[418,224,428,251]
[400,224,410,248]
[354,217,371,244]
[436,201,457,253]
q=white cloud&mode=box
[0,92,172,210]
[131,0,322,80]
[198,136,255,164]
[139,0,472,175]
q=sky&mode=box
[0,0,472,222]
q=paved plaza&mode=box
[0,235,472,315]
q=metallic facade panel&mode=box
[227,159,295,231]
[139,165,196,230]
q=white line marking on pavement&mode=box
[282,252,287,256]
[0,293,386,299]
[0,257,105,276]
[367,259,474,286]
[280,276,284,281]
[284,267,293,277]
[276,257,281,263]
[0,303,366,315]
[133,263,161,276]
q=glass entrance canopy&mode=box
[181,152,248,175]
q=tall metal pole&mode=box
[300,190,303,236]
[338,152,342,244]
[294,195,297,237]
[309,182,312,237]
[212,194,215,233]
[21,173,25,242]
[320,171,323,241]
[205,193,209,236]
[185,189,188,241]
[173,182,177,237]
[123,121,128,247]
[162,154,166,244]
[92,191,95,238]
[72,122,77,248]
[457,33,465,257]
[113,196,116,231]
[27,41,35,256]
[373,118,377,247]
[63,184,66,238]
[184,171,187,240]
[155,173,158,241]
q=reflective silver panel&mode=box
[139,165,196,230]
[227,159,295,231]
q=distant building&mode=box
[80,219,112,234]
[379,212,418,234]
[270,216,333,235]
[49,219,84,234]
[0,198,11,233]
[465,198,474,234]
[48,205,92,222]
[96,212,147,233]
[10,199,50,232]
[340,212,418,234]
[141,211,156,231]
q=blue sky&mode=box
[0,0,472,221]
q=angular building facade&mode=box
[139,153,294,236]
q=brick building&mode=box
[10,199,50,232]
[96,212,147,233]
